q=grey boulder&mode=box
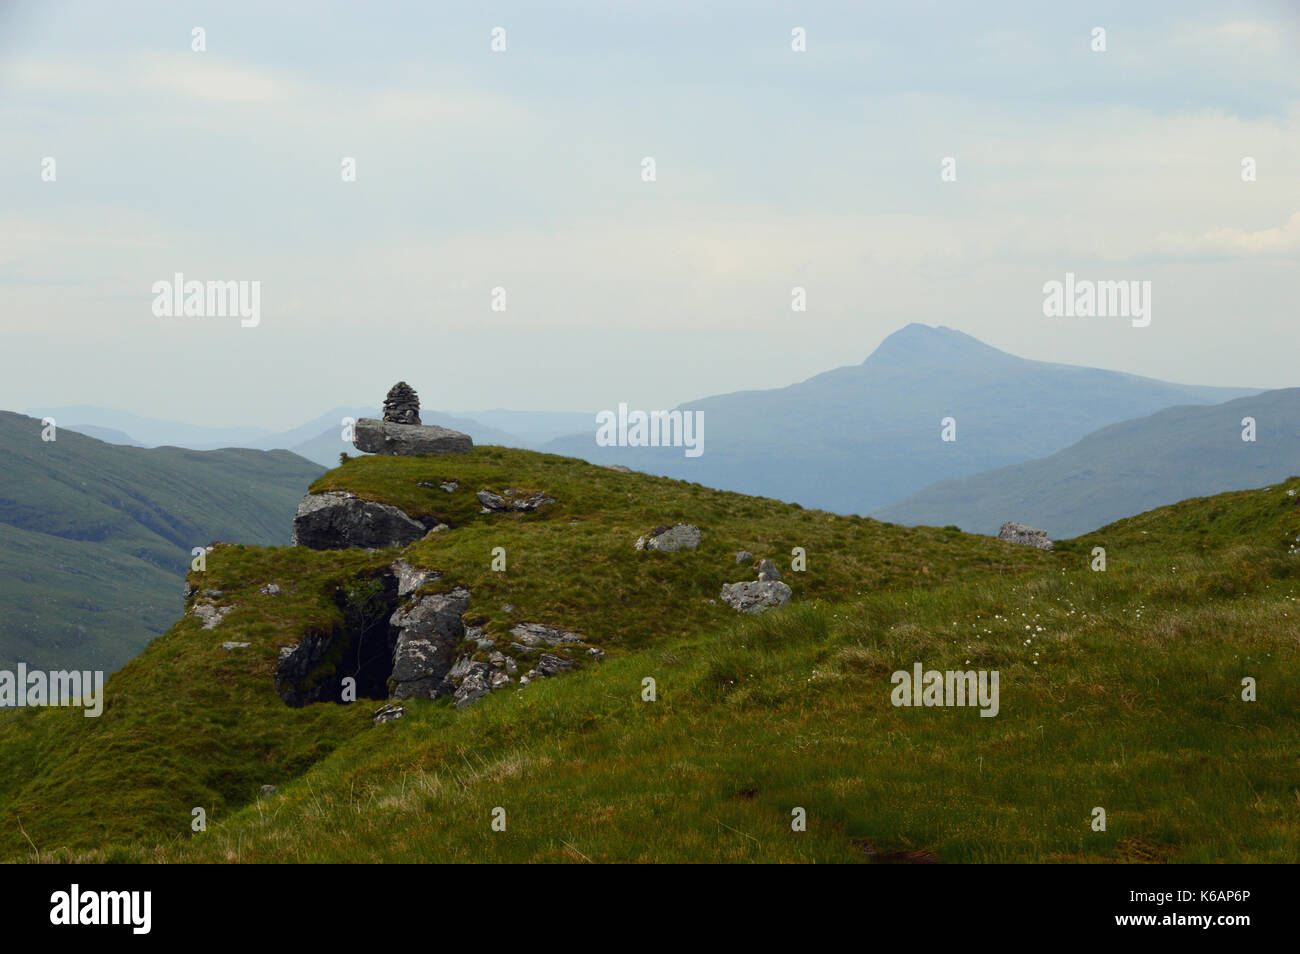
[997,522,1053,550]
[389,587,471,700]
[719,580,792,614]
[634,523,702,552]
[292,491,431,550]
[353,418,473,456]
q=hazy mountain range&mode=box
[544,323,1262,515]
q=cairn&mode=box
[383,382,421,425]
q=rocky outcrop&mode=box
[190,600,233,629]
[292,491,432,550]
[997,522,1053,550]
[477,489,555,513]
[353,418,472,456]
[720,580,792,614]
[391,558,440,597]
[389,587,471,700]
[508,622,584,650]
[634,523,702,552]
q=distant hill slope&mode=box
[0,411,323,671]
[544,323,1260,514]
[874,388,1300,539]
[31,405,534,466]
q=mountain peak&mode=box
[865,323,1011,366]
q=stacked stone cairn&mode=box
[383,382,421,425]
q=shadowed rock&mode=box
[292,491,431,550]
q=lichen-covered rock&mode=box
[353,418,472,456]
[755,558,781,581]
[389,587,471,700]
[373,703,406,725]
[477,489,555,513]
[509,622,584,648]
[997,522,1053,550]
[634,523,702,552]
[191,601,233,629]
[292,491,430,550]
[391,558,440,598]
[719,580,792,614]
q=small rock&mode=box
[391,558,440,598]
[501,603,516,613]
[754,558,781,581]
[477,489,556,513]
[510,622,584,647]
[373,703,407,725]
[634,523,702,552]
[587,647,605,659]
[606,464,631,473]
[997,522,1053,550]
[534,654,574,678]
[734,550,752,564]
[259,785,277,797]
[440,481,459,493]
[719,580,792,614]
[191,602,233,630]
[260,583,281,596]
[203,589,223,599]
[220,641,250,650]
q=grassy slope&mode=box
[2,448,1297,862]
[0,411,324,670]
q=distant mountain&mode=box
[450,409,594,445]
[874,388,1300,539]
[0,411,323,672]
[32,405,536,466]
[544,323,1261,515]
[65,424,144,446]
[28,405,271,448]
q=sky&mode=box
[1,0,1297,429]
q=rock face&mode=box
[997,521,1053,550]
[292,491,431,550]
[391,558,440,597]
[383,381,422,425]
[477,489,556,513]
[634,523,702,552]
[719,580,792,614]
[389,587,471,700]
[353,418,472,456]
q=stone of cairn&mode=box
[382,381,421,425]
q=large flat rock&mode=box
[353,418,473,456]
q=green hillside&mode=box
[1,446,1296,863]
[875,388,1300,539]
[0,411,324,671]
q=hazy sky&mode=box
[2,1,1297,428]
